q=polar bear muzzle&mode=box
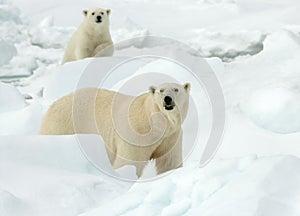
[96,15,102,23]
[164,96,175,111]
[149,82,191,113]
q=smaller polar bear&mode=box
[40,83,191,177]
[62,8,114,64]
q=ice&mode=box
[0,4,21,24]
[2,55,38,77]
[29,16,74,49]
[0,40,17,66]
[0,1,70,78]
[0,2,24,43]
[187,30,266,61]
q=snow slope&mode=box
[0,135,130,216]
[81,155,300,216]
[0,82,25,113]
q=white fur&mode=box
[62,8,114,64]
[40,83,191,177]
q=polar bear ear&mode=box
[183,83,191,93]
[106,9,111,16]
[149,86,156,94]
[83,10,88,16]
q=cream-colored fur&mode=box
[62,8,114,64]
[40,83,191,177]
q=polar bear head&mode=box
[149,83,191,121]
[82,8,111,26]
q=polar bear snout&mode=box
[164,96,175,110]
[96,15,102,23]
[164,96,173,105]
[149,83,191,113]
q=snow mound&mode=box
[0,101,42,135]
[81,156,300,216]
[0,190,28,216]
[187,156,300,216]
[29,16,74,49]
[0,82,25,113]
[0,135,129,216]
[43,57,149,101]
[240,86,300,134]
[0,39,17,66]
[43,58,94,101]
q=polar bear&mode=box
[40,83,191,177]
[62,8,114,64]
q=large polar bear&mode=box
[62,8,114,64]
[40,83,191,177]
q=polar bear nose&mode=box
[164,96,173,105]
[96,16,102,21]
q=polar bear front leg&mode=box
[93,42,114,57]
[154,131,183,175]
[75,47,91,60]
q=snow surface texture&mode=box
[81,155,300,216]
[1,0,300,215]
[0,82,25,113]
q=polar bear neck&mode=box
[81,21,112,42]
[144,94,182,135]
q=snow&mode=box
[81,156,300,216]
[188,30,266,61]
[29,16,74,49]
[0,190,29,216]
[0,40,17,66]
[0,3,21,24]
[240,86,300,134]
[0,135,129,216]
[0,101,42,135]
[0,82,25,113]
[112,18,149,45]
[1,0,300,215]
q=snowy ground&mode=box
[1,0,300,215]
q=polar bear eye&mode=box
[174,88,179,92]
[91,12,95,15]
[160,89,165,93]
[101,12,104,15]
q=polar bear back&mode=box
[39,88,152,137]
